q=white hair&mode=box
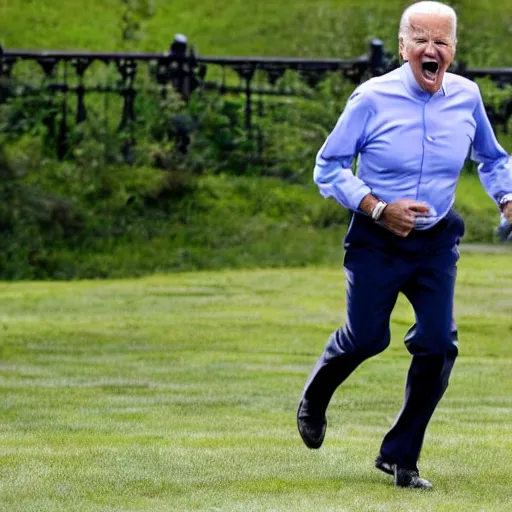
[399,1,457,42]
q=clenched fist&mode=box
[382,199,431,238]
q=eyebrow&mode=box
[411,31,452,41]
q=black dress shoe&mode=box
[297,399,326,449]
[375,455,394,476]
[394,467,433,489]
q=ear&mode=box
[399,37,408,61]
[447,38,457,65]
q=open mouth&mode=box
[421,61,439,81]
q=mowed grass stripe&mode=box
[0,252,511,511]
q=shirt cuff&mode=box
[331,181,372,212]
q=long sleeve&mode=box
[313,89,374,211]
[471,87,512,206]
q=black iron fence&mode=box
[2,36,512,160]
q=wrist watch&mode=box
[371,200,388,221]
[499,194,512,211]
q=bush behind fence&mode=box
[3,38,512,173]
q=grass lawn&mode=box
[0,252,511,511]
[2,0,512,66]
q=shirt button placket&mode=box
[418,99,431,200]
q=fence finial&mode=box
[170,34,188,57]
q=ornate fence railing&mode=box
[2,37,512,160]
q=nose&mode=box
[424,40,437,56]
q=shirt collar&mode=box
[400,62,447,100]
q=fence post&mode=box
[369,38,385,76]
[168,34,199,100]
[170,34,187,97]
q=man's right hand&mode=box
[382,199,431,237]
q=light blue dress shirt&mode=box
[314,62,512,229]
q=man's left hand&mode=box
[504,201,512,223]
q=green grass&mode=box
[2,0,512,66]
[0,252,511,511]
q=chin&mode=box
[423,83,439,93]
[418,75,442,93]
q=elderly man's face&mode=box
[400,13,456,94]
